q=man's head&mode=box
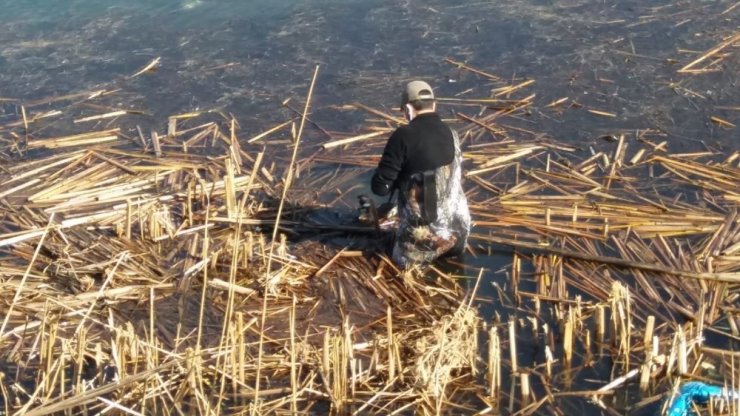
[401,80,436,120]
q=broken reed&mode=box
[0,143,485,415]
[1,44,739,416]
[2,125,737,415]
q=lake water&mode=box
[0,0,738,414]
[1,0,737,153]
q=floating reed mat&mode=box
[307,86,739,413]
[1,66,739,415]
[0,79,489,415]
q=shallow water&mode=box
[0,0,738,414]
[1,0,737,153]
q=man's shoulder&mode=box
[390,124,413,141]
[419,114,453,132]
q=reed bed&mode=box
[1,37,739,416]
[311,75,739,413]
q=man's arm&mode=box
[371,129,405,196]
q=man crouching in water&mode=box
[371,80,471,267]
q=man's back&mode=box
[394,113,454,175]
[372,113,454,196]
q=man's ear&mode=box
[404,103,415,120]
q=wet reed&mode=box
[1,32,739,416]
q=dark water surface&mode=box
[1,0,737,151]
[1,0,738,414]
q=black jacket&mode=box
[371,113,454,196]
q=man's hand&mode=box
[371,171,395,196]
